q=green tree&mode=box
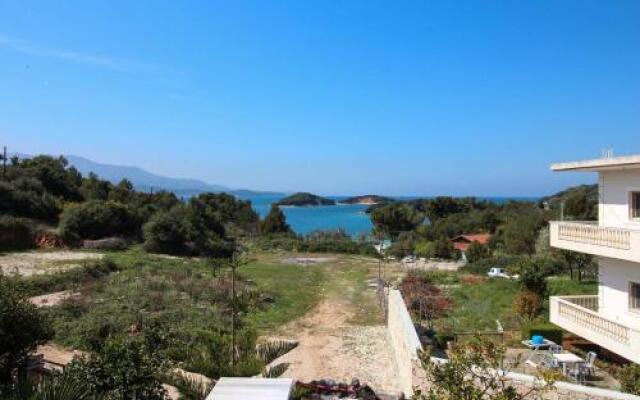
[465,241,490,263]
[81,172,112,201]
[142,207,192,255]
[65,335,167,400]
[108,179,135,204]
[617,364,640,395]
[0,276,52,393]
[371,204,423,239]
[59,201,139,242]
[500,213,542,255]
[260,205,291,234]
[16,156,83,201]
[558,250,594,282]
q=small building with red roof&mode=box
[449,233,492,260]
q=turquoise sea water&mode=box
[237,194,540,237]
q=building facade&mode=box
[549,154,640,364]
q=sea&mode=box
[236,194,540,237]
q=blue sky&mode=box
[1,1,638,196]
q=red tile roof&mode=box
[449,233,492,252]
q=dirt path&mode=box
[269,298,400,394]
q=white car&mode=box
[487,267,510,278]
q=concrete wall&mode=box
[599,257,640,328]
[387,289,425,395]
[600,170,640,229]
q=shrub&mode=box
[0,216,34,251]
[400,271,453,330]
[521,323,563,345]
[466,242,490,263]
[260,205,291,234]
[59,200,139,242]
[518,266,548,297]
[414,240,436,258]
[513,291,542,321]
[617,364,640,395]
[143,208,192,255]
[0,180,60,220]
[0,275,52,390]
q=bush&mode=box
[0,275,52,390]
[513,291,542,321]
[143,208,192,255]
[0,216,34,251]
[518,265,548,297]
[60,200,140,242]
[0,180,60,220]
[521,323,563,345]
[617,364,640,395]
[466,242,490,263]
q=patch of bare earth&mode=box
[268,298,400,394]
[29,290,81,307]
[0,250,103,276]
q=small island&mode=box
[275,192,336,206]
[339,195,394,205]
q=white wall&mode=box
[387,289,424,396]
[599,257,640,328]
[600,170,640,229]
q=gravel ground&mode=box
[0,250,103,276]
[268,299,401,394]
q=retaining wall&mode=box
[387,289,425,395]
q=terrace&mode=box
[549,295,640,364]
[549,221,640,263]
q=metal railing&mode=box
[556,221,631,250]
[554,296,629,345]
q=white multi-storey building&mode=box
[549,154,640,364]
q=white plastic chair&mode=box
[584,351,597,376]
[549,344,563,354]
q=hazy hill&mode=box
[12,153,279,197]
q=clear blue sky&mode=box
[1,1,638,196]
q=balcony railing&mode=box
[552,296,629,345]
[556,221,631,250]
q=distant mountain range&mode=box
[12,153,281,197]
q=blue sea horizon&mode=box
[237,194,541,237]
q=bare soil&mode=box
[268,298,400,394]
[0,250,103,276]
[29,290,81,307]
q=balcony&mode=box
[550,296,640,364]
[549,221,640,262]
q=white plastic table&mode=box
[553,353,584,375]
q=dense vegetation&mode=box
[275,192,336,206]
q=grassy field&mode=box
[35,248,384,355]
[433,274,598,334]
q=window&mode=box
[631,192,640,220]
[630,282,640,311]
